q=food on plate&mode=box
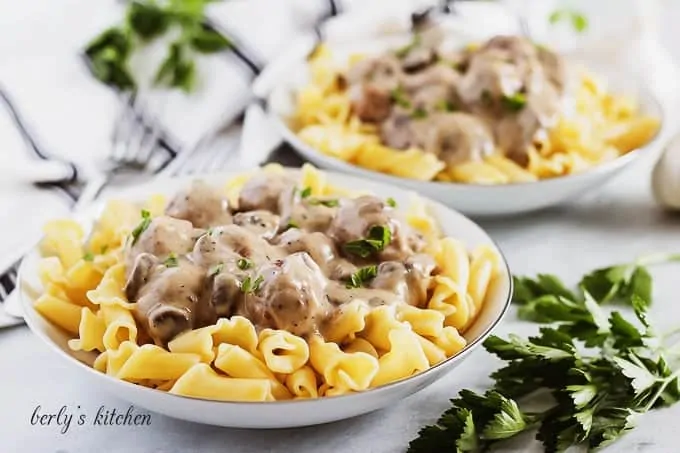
[290,33,660,184]
[32,164,501,402]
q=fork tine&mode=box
[127,92,166,168]
[136,122,162,167]
[210,144,239,173]
[110,96,138,164]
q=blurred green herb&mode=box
[163,252,179,267]
[549,9,589,33]
[241,275,263,294]
[130,209,152,245]
[85,0,231,92]
[502,93,527,112]
[237,258,253,270]
[209,262,224,276]
[299,187,312,199]
[344,225,392,258]
[391,86,412,109]
[309,198,340,208]
[435,99,457,112]
[395,34,422,58]
[346,265,378,289]
[410,107,428,119]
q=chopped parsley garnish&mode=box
[481,90,493,106]
[163,252,179,267]
[410,107,428,119]
[83,252,95,262]
[344,225,392,258]
[394,34,422,58]
[408,252,680,453]
[309,198,340,208]
[435,99,456,112]
[453,61,467,72]
[548,9,588,33]
[299,187,312,199]
[237,258,252,270]
[130,209,152,245]
[286,220,300,230]
[391,86,411,108]
[241,275,263,294]
[208,263,224,277]
[346,265,378,289]
[502,93,527,112]
[386,197,397,208]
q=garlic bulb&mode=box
[651,135,680,210]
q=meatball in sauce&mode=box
[123,174,437,346]
[346,34,572,167]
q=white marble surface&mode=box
[2,150,680,453]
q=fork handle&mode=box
[73,173,112,212]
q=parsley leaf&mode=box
[189,24,231,53]
[343,225,392,258]
[237,258,252,270]
[84,0,230,92]
[209,263,224,277]
[549,9,589,33]
[84,28,135,90]
[410,107,428,119]
[130,209,152,246]
[163,252,179,268]
[435,99,457,112]
[346,265,378,289]
[241,275,263,294]
[391,86,411,108]
[395,34,422,58]
[308,198,339,208]
[386,197,397,208]
[299,187,312,199]
[408,252,680,453]
[83,252,95,262]
[502,93,527,112]
[154,42,196,92]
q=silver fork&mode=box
[160,123,243,178]
[0,92,167,325]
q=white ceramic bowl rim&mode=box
[19,168,514,407]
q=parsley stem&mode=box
[642,369,680,412]
[635,252,680,267]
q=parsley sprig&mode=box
[409,253,680,453]
[130,209,152,245]
[346,265,378,289]
[240,275,263,294]
[344,225,392,258]
[549,9,589,33]
[85,0,231,92]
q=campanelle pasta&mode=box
[33,164,501,402]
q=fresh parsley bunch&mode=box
[85,0,231,92]
[409,253,680,453]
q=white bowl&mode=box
[19,168,512,429]
[265,29,666,217]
